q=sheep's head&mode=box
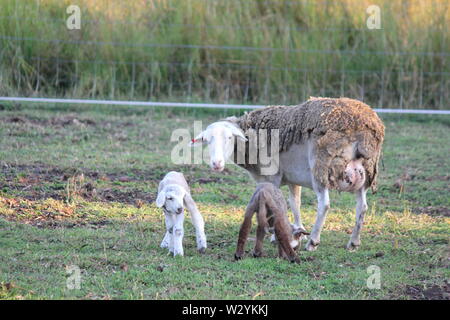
[189,121,247,172]
[156,185,186,215]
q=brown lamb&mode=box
[234,183,309,263]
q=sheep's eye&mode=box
[167,197,173,201]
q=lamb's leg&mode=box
[235,200,257,260]
[346,187,368,250]
[184,193,207,253]
[253,224,266,258]
[172,213,185,256]
[305,186,330,251]
[161,213,174,253]
[253,198,269,257]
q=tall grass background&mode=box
[0,0,448,108]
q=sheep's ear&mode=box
[229,126,247,141]
[189,131,206,146]
[155,190,166,208]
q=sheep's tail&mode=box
[354,131,384,192]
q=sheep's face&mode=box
[156,185,185,215]
[190,122,247,172]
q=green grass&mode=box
[0,102,449,300]
[0,0,448,108]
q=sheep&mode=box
[156,171,207,256]
[190,97,385,251]
[234,183,309,263]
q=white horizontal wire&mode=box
[0,97,449,114]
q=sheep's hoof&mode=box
[198,247,206,254]
[234,253,243,261]
[346,241,360,251]
[305,239,319,251]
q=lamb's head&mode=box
[267,224,310,250]
[190,121,247,172]
[156,185,186,214]
[290,225,310,250]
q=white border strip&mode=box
[0,97,449,114]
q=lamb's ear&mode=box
[189,131,207,146]
[155,190,166,208]
[293,226,310,237]
[229,126,247,141]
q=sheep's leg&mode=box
[346,187,368,250]
[172,213,185,256]
[288,184,309,236]
[184,193,207,253]
[161,213,174,253]
[305,186,330,251]
[288,184,302,226]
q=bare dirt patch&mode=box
[404,282,450,300]
[413,206,450,217]
[0,163,227,206]
[2,115,97,127]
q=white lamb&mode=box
[156,171,207,256]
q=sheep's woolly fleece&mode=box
[233,97,385,191]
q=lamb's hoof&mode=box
[305,239,319,251]
[290,257,301,264]
[198,247,206,254]
[252,251,264,258]
[234,253,243,261]
[346,241,360,251]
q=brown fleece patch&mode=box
[234,97,385,191]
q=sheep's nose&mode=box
[212,160,223,170]
[176,207,183,214]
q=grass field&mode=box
[0,102,449,300]
[1,0,448,108]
